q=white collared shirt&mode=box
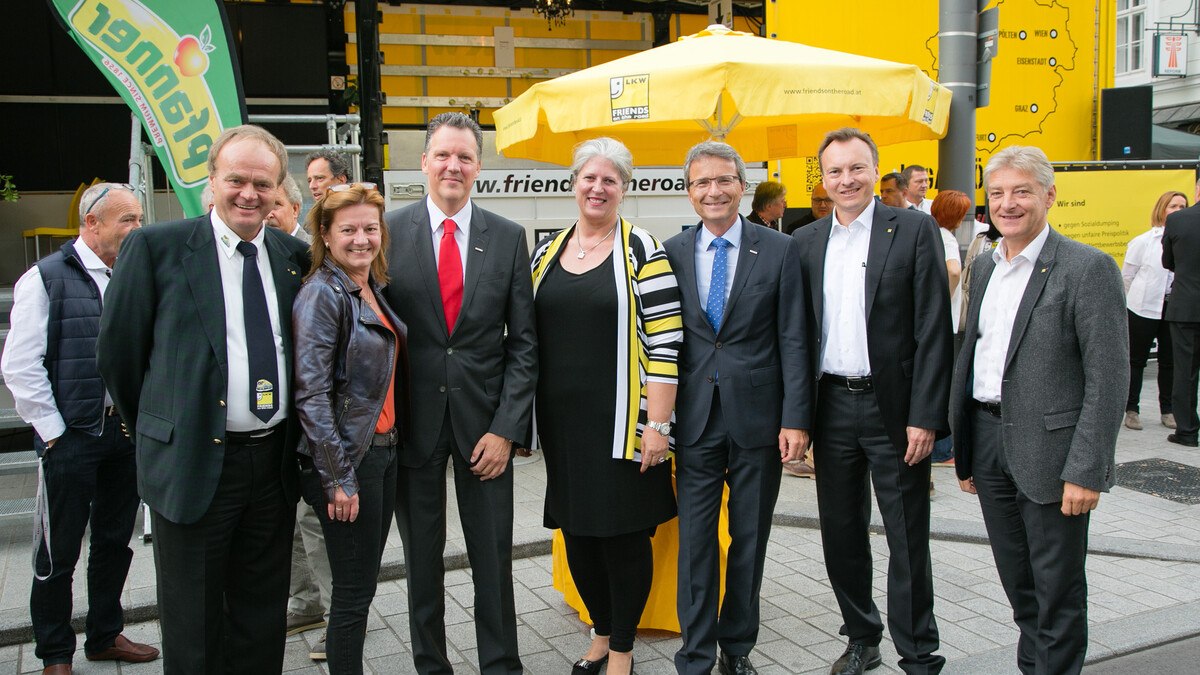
[820,199,875,376]
[972,224,1052,403]
[1123,226,1173,319]
[910,197,933,214]
[2,239,116,442]
[210,213,287,431]
[694,216,743,312]
[427,196,472,279]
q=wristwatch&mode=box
[646,420,672,436]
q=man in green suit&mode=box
[98,125,310,673]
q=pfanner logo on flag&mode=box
[67,0,222,188]
[610,74,650,122]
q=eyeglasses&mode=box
[687,175,742,191]
[83,183,135,216]
[811,197,834,206]
[328,182,377,193]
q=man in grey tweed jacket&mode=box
[950,146,1127,675]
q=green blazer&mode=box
[98,215,309,524]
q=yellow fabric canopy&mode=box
[494,24,951,166]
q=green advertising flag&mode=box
[46,0,247,217]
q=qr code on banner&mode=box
[805,156,821,192]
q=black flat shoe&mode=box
[572,653,608,674]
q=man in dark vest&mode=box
[1,183,159,674]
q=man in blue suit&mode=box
[665,141,812,675]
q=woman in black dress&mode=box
[530,138,683,675]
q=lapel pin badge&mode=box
[887,228,893,233]
[474,246,484,252]
[749,249,758,255]
[290,269,297,275]
[1041,267,1047,273]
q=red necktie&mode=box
[438,218,464,334]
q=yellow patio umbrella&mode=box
[494,24,951,166]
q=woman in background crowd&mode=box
[530,137,682,675]
[1122,190,1187,430]
[928,190,973,470]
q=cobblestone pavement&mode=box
[1,365,1198,673]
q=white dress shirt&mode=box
[2,239,114,442]
[211,214,288,431]
[427,196,472,279]
[820,199,875,376]
[694,216,743,310]
[912,197,933,214]
[940,227,963,331]
[972,224,1051,403]
[1122,226,1173,320]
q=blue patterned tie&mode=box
[706,237,730,333]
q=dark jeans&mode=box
[151,431,294,674]
[32,422,139,666]
[561,529,653,653]
[302,442,397,675]
[1127,310,1173,413]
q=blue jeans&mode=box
[931,436,954,463]
[32,421,139,666]
[302,441,397,675]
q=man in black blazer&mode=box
[665,141,811,675]
[98,125,310,672]
[792,128,951,675]
[381,113,537,675]
[1163,183,1200,447]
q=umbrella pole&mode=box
[700,98,741,141]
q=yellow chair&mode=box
[23,228,78,267]
[551,476,733,632]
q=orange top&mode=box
[375,309,398,435]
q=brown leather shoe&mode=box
[42,664,72,674]
[85,634,160,663]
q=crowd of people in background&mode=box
[4,111,1171,675]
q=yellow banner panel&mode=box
[1051,169,1194,266]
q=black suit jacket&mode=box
[1163,203,1200,322]
[381,199,537,465]
[793,202,952,450]
[664,217,812,449]
[97,216,310,524]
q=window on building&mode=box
[1117,0,1146,74]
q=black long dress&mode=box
[535,251,676,537]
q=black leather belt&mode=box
[821,373,874,393]
[226,425,282,444]
[373,428,398,447]
[973,399,1003,417]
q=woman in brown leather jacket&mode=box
[293,184,407,674]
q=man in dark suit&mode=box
[665,141,811,675]
[381,112,537,675]
[792,128,951,675]
[98,125,310,673]
[1163,181,1200,447]
[952,146,1126,674]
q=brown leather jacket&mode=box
[293,260,408,500]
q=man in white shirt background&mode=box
[902,164,933,214]
[2,183,159,674]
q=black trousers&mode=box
[302,441,396,674]
[32,421,139,666]
[1170,321,1200,440]
[394,412,520,675]
[561,529,653,652]
[1127,309,1173,413]
[150,430,295,674]
[970,407,1090,675]
[674,389,782,675]
[813,381,942,674]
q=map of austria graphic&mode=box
[611,74,650,122]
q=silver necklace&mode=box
[574,225,616,259]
